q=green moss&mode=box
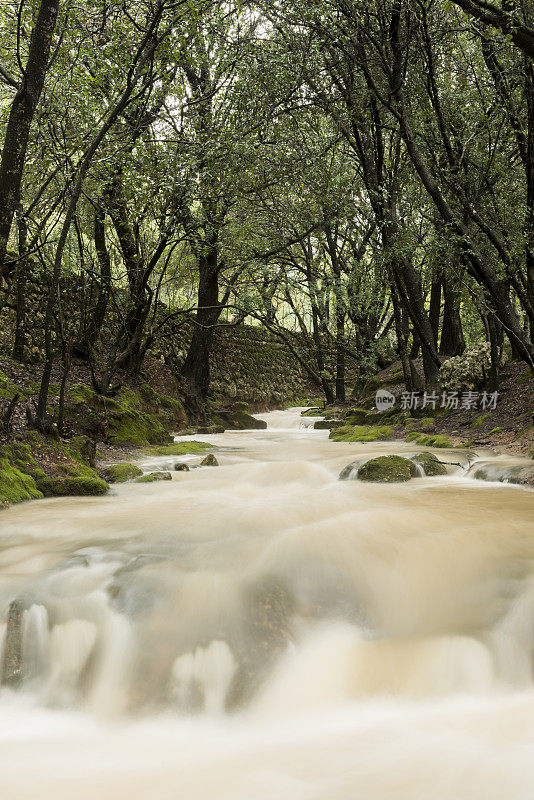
[489,427,503,435]
[135,471,173,483]
[0,458,43,506]
[342,408,368,425]
[38,476,109,496]
[411,452,447,476]
[407,417,435,431]
[67,383,175,447]
[357,455,418,483]
[301,408,325,417]
[406,431,421,442]
[104,463,143,483]
[330,425,393,443]
[143,441,213,457]
[107,410,172,447]
[0,433,109,502]
[413,434,452,448]
[470,413,491,429]
[219,410,267,430]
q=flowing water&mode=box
[1,408,534,799]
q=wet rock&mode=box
[218,411,267,430]
[339,461,363,481]
[411,452,447,477]
[197,425,225,434]
[314,419,344,430]
[174,463,190,472]
[356,455,419,483]
[2,600,24,687]
[103,463,143,483]
[509,467,534,488]
[135,471,173,483]
[200,454,219,467]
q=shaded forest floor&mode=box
[328,359,534,459]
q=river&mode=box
[1,407,534,799]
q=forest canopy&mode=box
[1,0,533,421]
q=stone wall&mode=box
[163,322,313,407]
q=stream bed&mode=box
[0,408,534,799]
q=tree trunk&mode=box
[440,274,465,356]
[12,210,28,362]
[0,0,59,270]
[181,247,222,403]
[429,275,442,349]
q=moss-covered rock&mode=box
[38,475,109,496]
[411,452,448,476]
[200,454,219,467]
[314,419,344,430]
[135,471,173,483]
[197,425,226,434]
[174,463,190,471]
[66,383,174,447]
[0,458,43,506]
[0,433,110,503]
[342,408,368,425]
[330,425,393,443]
[301,407,324,417]
[104,463,143,483]
[357,455,419,483]
[218,410,267,430]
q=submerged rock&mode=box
[103,463,143,483]
[356,455,419,483]
[135,472,173,483]
[174,463,190,472]
[200,454,219,467]
[2,600,24,687]
[339,461,363,481]
[411,452,448,477]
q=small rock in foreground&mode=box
[201,454,219,467]
[135,472,173,483]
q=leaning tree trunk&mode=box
[0,0,59,271]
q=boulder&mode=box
[174,463,190,472]
[356,455,419,483]
[219,411,267,430]
[38,476,109,496]
[339,461,362,481]
[135,472,173,483]
[314,419,344,430]
[197,425,226,434]
[200,454,219,467]
[104,463,143,483]
[410,452,447,477]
